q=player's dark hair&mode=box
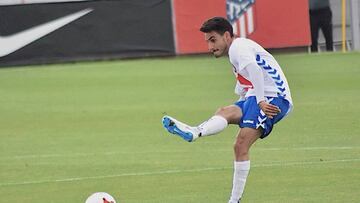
[200,17,234,37]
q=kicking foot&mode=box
[162,116,200,142]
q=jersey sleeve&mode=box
[245,62,265,104]
[229,40,256,72]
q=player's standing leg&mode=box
[228,128,261,203]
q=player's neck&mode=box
[226,37,235,55]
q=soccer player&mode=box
[162,17,293,203]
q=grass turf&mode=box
[0,52,359,202]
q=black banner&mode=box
[0,0,175,66]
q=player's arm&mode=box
[245,63,280,119]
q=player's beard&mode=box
[212,39,229,58]
[213,50,222,58]
[213,46,227,58]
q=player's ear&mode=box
[224,31,231,40]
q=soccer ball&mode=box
[85,192,116,203]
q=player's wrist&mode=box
[258,100,266,105]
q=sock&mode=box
[229,160,250,203]
[197,115,228,137]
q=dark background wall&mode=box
[0,0,175,66]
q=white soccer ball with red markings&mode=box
[85,192,116,203]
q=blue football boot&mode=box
[162,116,200,142]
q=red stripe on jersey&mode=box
[237,74,253,87]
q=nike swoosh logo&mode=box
[0,8,93,58]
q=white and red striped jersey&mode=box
[228,38,293,110]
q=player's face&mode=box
[204,31,231,58]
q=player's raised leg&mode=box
[229,127,261,203]
[162,115,200,142]
[162,105,242,142]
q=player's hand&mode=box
[259,101,281,119]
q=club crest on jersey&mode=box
[226,0,256,38]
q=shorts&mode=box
[234,96,290,139]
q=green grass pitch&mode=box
[0,52,359,203]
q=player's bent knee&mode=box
[215,105,241,124]
[215,106,232,121]
[233,141,249,157]
[215,106,227,115]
